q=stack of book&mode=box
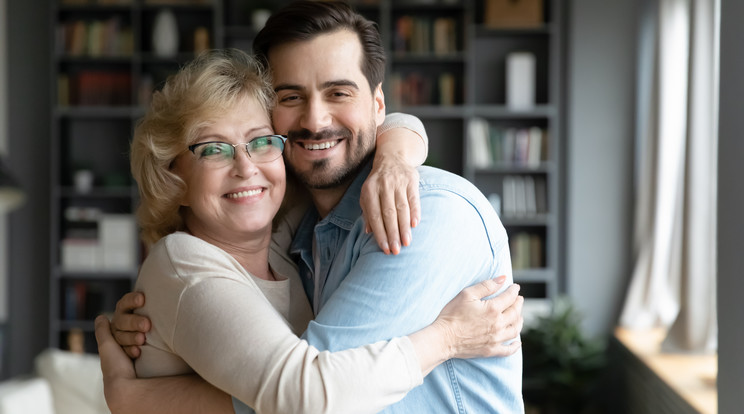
[56,17,134,57]
[468,118,548,169]
[501,174,548,218]
[393,15,458,55]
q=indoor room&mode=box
[0,0,740,413]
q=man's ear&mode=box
[373,83,386,127]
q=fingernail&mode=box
[411,218,418,228]
[381,242,390,254]
[391,241,400,255]
[495,275,506,284]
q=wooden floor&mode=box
[614,327,717,414]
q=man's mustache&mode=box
[287,128,352,142]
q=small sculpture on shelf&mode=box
[152,8,179,58]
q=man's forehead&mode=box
[267,30,364,78]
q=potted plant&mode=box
[521,297,607,414]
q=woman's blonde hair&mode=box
[130,49,276,246]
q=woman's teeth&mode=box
[226,189,262,198]
[304,140,337,150]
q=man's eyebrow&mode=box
[273,80,359,92]
[274,83,303,93]
[321,79,359,90]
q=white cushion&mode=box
[0,377,55,414]
[34,348,110,414]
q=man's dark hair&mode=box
[253,0,386,91]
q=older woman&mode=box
[98,49,521,414]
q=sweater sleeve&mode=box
[136,234,423,414]
[379,112,429,159]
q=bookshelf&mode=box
[48,0,564,351]
[378,0,563,310]
[221,0,564,313]
[49,0,222,351]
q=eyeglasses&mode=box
[188,135,287,167]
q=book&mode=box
[438,72,455,106]
[489,126,503,163]
[468,118,492,168]
[510,232,543,270]
[502,128,517,164]
[511,232,531,269]
[68,20,88,56]
[527,127,543,168]
[514,128,530,165]
[513,175,527,216]
[87,20,104,56]
[433,18,456,55]
[524,175,537,215]
[502,176,517,217]
[534,175,548,213]
[529,233,543,268]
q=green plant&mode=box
[522,297,607,414]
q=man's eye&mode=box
[279,95,300,103]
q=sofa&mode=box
[0,348,109,414]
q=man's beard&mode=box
[286,124,376,190]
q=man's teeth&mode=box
[304,141,338,150]
[227,189,262,198]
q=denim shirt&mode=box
[235,161,524,413]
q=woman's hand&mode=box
[111,291,151,359]
[95,315,137,413]
[435,277,524,360]
[408,277,524,376]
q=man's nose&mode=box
[299,96,333,132]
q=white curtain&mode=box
[619,0,718,353]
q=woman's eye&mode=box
[251,137,270,148]
[200,143,228,157]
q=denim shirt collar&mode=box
[289,158,373,255]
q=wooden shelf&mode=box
[614,327,717,414]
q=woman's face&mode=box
[172,95,285,244]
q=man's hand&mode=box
[361,151,421,255]
[112,291,151,358]
[96,315,234,414]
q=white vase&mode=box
[152,9,179,58]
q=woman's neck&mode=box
[183,223,274,281]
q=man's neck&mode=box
[305,152,376,219]
[309,182,352,219]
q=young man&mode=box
[98,2,524,413]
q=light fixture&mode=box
[0,157,24,213]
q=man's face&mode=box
[268,29,386,190]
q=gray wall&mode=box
[565,0,636,337]
[717,0,743,410]
[5,0,51,378]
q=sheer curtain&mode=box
[619,0,718,353]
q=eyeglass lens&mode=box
[190,135,285,166]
